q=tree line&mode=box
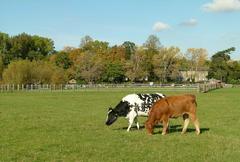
[0,32,239,85]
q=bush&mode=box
[2,60,67,85]
[228,79,240,84]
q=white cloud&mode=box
[152,21,170,32]
[203,0,240,12]
[180,18,198,26]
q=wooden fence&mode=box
[0,83,224,93]
[198,82,224,93]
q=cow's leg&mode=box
[134,117,140,130]
[162,117,169,135]
[127,118,134,132]
[193,119,200,135]
[181,114,190,134]
[127,110,137,132]
[189,113,200,135]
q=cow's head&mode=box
[105,107,118,125]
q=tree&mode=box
[125,48,149,82]
[55,52,72,69]
[2,60,67,85]
[76,51,104,83]
[143,35,161,51]
[34,61,55,84]
[178,56,190,71]
[81,39,109,53]
[0,56,4,80]
[50,67,67,84]
[2,60,36,84]
[7,33,54,61]
[208,47,235,82]
[153,47,181,83]
[122,41,136,59]
[185,48,208,82]
[62,46,76,53]
[227,60,240,84]
[107,45,126,63]
[102,63,125,83]
[34,61,66,84]
[66,48,83,81]
[0,33,14,65]
[0,32,10,55]
[31,35,54,59]
[142,35,162,80]
[186,48,208,71]
[80,35,93,48]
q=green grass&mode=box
[0,88,240,162]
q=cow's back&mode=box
[163,94,197,117]
[122,93,165,116]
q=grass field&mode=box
[0,88,240,162]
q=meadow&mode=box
[0,88,240,162]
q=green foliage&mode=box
[212,47,235,61]
[76,51,104,83]
[31,35,54,58]
[0,56,4,80]
[82,40,109,54]
[55,52,72,69]
[0,32,11,65]
[227,61,240,84]
[2,60,35,84]
[122,41,136,59]
[143,34,161,51]
[2,60,66,84]
[102,63,125,83]
[0,32,10,54]
[80,35,93,48]
[153,47,181,83]
[125,48,149,82]
[141,35,163,81]
[186,48,208,71]
[208,47,237,82]
[50,67,67,84]
[0,32,54,62]
[1,31,240,84]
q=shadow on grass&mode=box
[113,124,210,134]
[153,127,210,135]
[113,124,179,131]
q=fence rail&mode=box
[198,82,224,93]
[0,83,224,93]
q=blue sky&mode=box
[1,0,240,59]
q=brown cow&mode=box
[145,94,200,135]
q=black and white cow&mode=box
[105,93,165,131]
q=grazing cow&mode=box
[105,93,165,131]
[145,94,200,135]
